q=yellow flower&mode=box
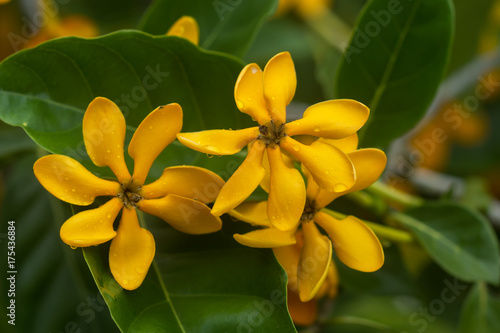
[34,97,224,290]
[230,134,386,302]
[167,16,199,45]
[177,52,369,231]
[275,0,333,19]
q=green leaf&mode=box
[83,218,296,332]
[393,202,500,284]
[138,0,278,57]
[335,0,454,148]
[458,282,500,333]
[0,154,118,333]
[0,30,251,180]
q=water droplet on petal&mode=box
[292,145,300,151]
[334,183,348,192]
[149,125,153,130]
[70,246,77,250]
[106,213,112,219]
[247,97,252,101]
[135,267,145,274]
[251,67,258,74]
[71,188,76,192]
[64,177,69,181]
[314,126,320,133]
[271,96,276,101]
[325,170,330,175]
[106,149,111,153]
[236,100,245,110]
[207,154,213,159]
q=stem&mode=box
[322,208,414,244]
[367,181,424,208]
[326,316,396,332]
[304,10,352,51]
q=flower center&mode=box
[118,179,143,209]
[301,199,318,221]
[257,120,286,147]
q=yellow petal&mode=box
[273,237,302,292]
[34,155,120,206]
[281,136,355,192]
[129,103,183,184]
[287,287,318,326]
[139,194,222,234]
[176,127,259,155]
[142,166,224,203]
[233,227,296,248]
[234,63,271,124]
[267,146,306,231]
[315,148,387,208]
[229,201,271,227]
[315,263,339,299]
[318,133,358,154]
[60,198,122,247]
[83,97,131,182]
[260,146,294,193]
[166,16,199,45]
[211,141,266,216]
[263,52,296,124]
[287,100,369,139]
[109,208,155,290]
[315,211,384,272]
[298,221,332,302]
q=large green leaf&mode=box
[0,30,251,180]
[458,282,500,333]
[335,0,454,148]
[393,202,500,284]
[0,154,118,333]
[138,0,278,57]
[83,217,296,332]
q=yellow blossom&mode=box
[177,52,369,231]
[34,97,224,290]
[275,0,333,19]
[167,16,199,45]
[230,135,386,302]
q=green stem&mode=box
[304,9,352,51]
[325,316,396,332]
[322,208,414,244]
[367,181,424,208]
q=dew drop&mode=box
[70,246,77,250]
[271,215,277,219]
[64,177,69,181]
[236,100,245,110]
[247,97,252,101]
[314,126,320,132]
[251,67,258,74]
[207,154,214,158]
[271,96,276,101]
[135,267,145,274]
[149,125,153,130]
[116,155,121,159]
[123,279,129,285]
[292,145,300,151]
[106,149,111,153]
[106,213,112,219]
[22,122,28,127]
[334,183,348,192]
[71,188,76,192]
[325,170,330,175]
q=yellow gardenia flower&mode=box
[177,52,369,231]
[230,134,386,302]
[167,16,199,45]
[275,0,333,19]
[34,97,224,290]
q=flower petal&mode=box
[315,148,387,208]
[315,211,384,272]
[298,221,332,302]
[166,16,199,45]
[267,146,306,231]
[109,208,155,290]
[234,63,271,124]
[211,141,266,216]
[318,133,358,154]
[286,100,369,139]
[34,155,120,206]
[287,288,317,326]
[139,194,222,234]
[176,127,259,155]
[315,263,339,299]
[142,166,224,203]
[129,103,183,184]
[229,201,271,227]
[281,136,355,193]
[233,227,296,248]
[83,97,131,182]
[60,198,122,247]
[273,234,302,292]
[260,146,294,193]
[263,52,296,124]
